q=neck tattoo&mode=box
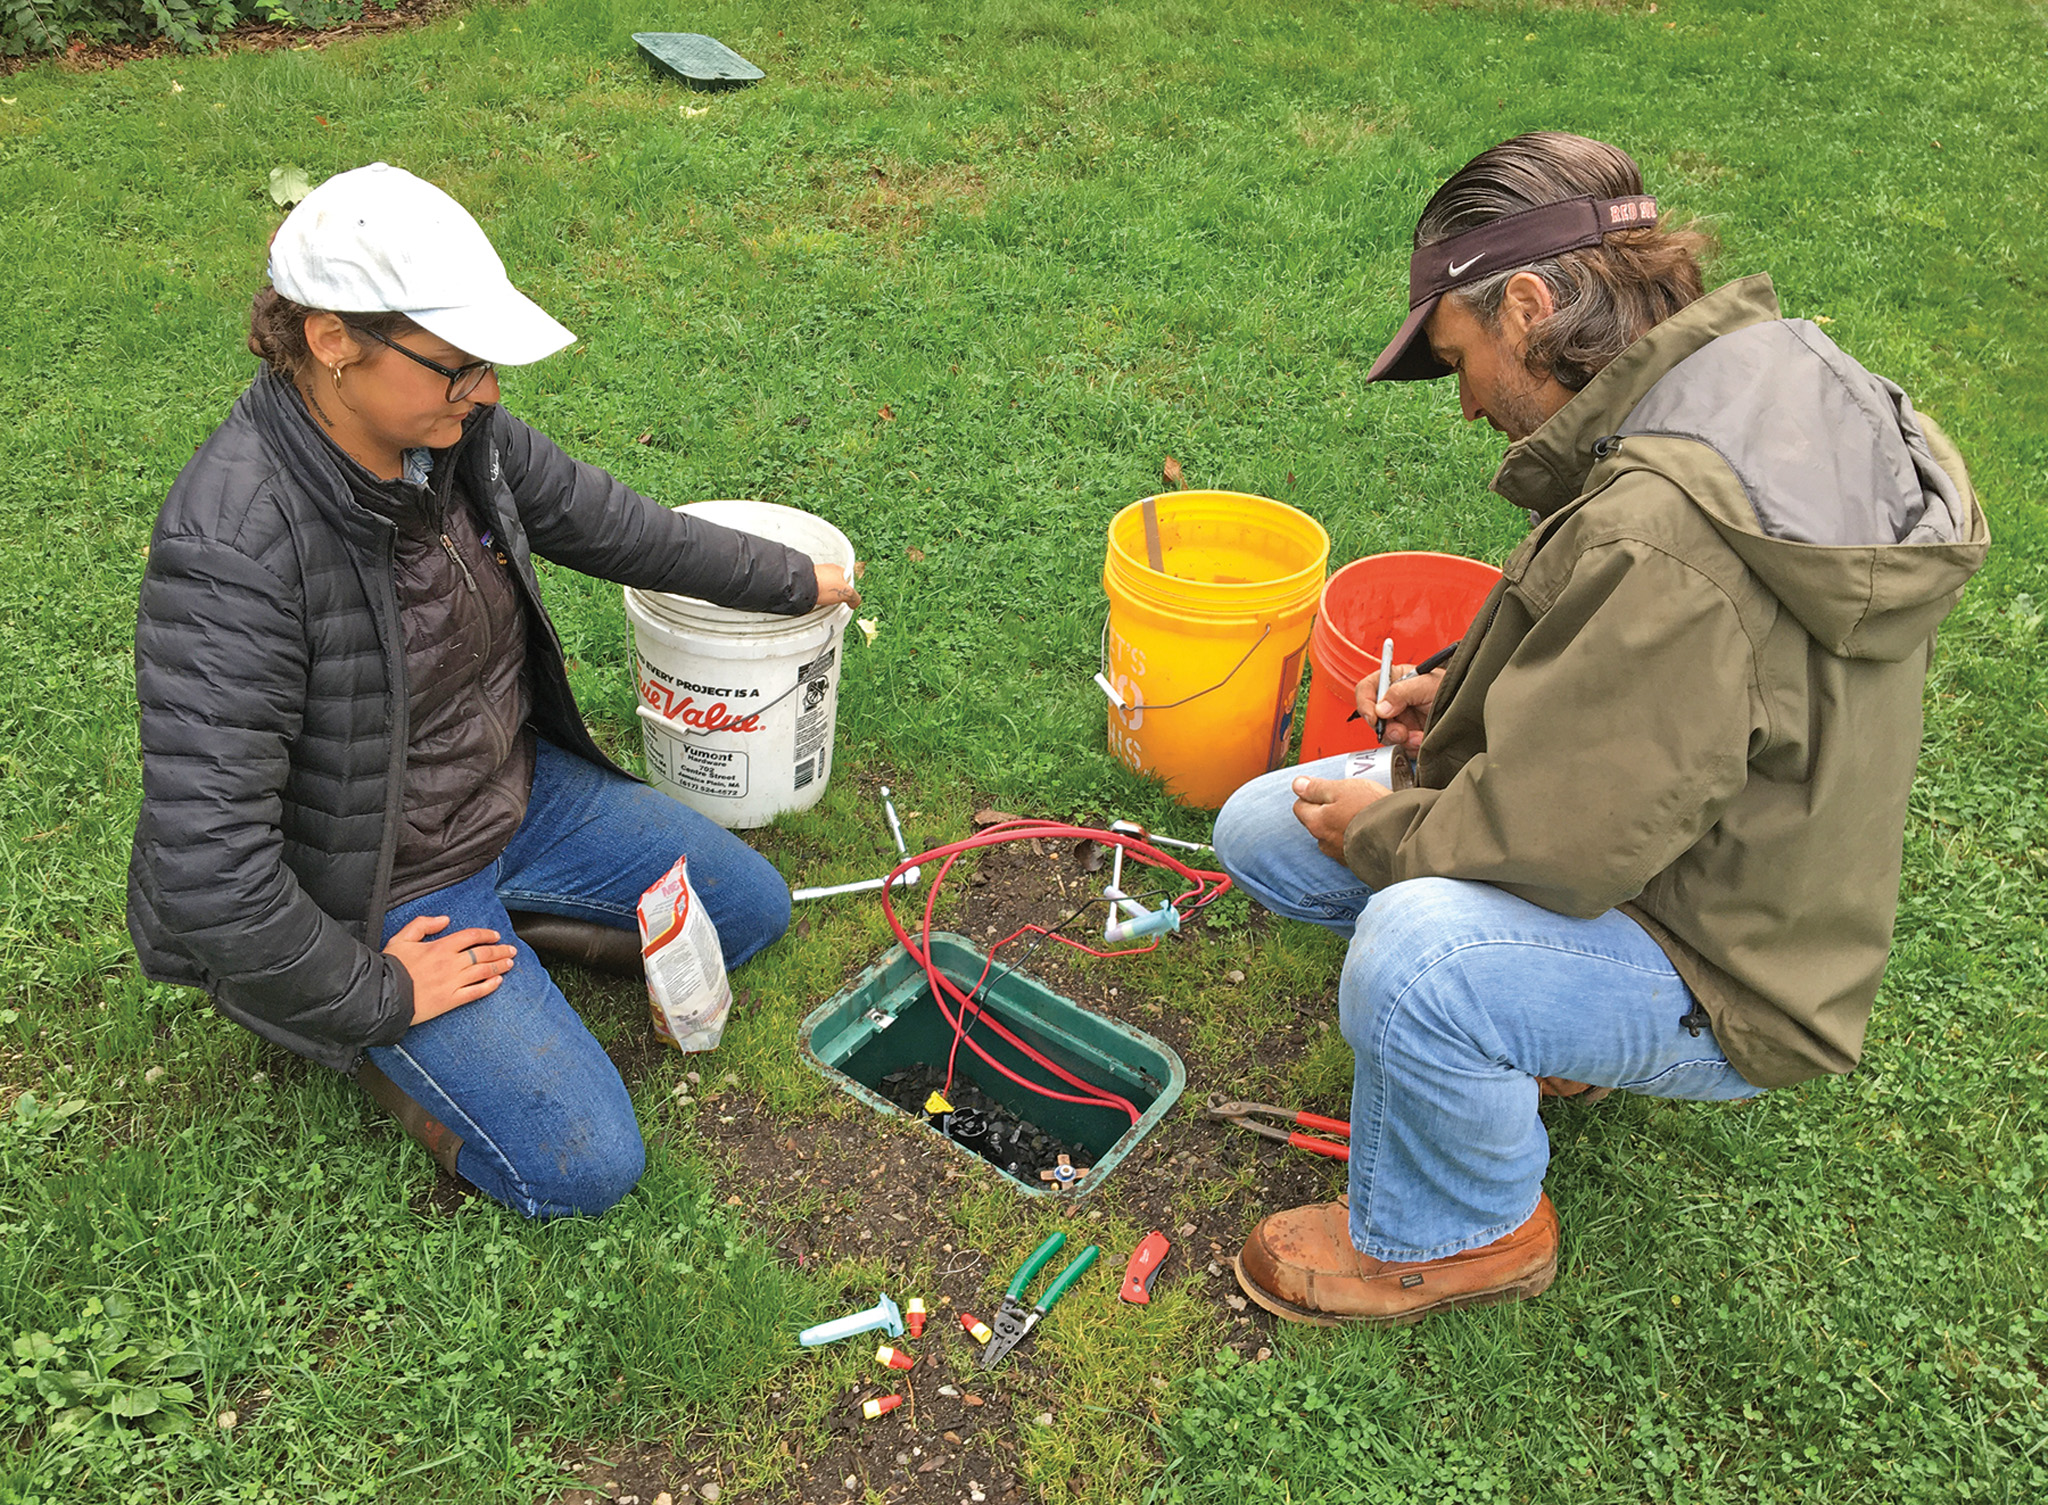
[294,377,386,476]
[299,378,339,432]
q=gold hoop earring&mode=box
[331,363,345,390]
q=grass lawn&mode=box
[3,0,2046,1499]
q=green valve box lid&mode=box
[633,32,765,90]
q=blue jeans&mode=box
[1213,755,1761,1263]
[366,739,791,1219]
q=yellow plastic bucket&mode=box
[1100,490,1329,809]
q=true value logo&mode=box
[638,665,767,737]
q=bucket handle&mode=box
[1095,618,1276,714]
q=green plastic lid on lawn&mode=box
[633,33,765,90]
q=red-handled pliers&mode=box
[1204,1094,1350,1162]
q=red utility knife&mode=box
[1120,1230,1171,1304]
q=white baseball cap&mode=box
[267,162,576,366]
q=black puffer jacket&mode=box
[128,370,817,1071]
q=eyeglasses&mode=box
[357,327,495,402]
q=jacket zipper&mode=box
[438,531,490,661]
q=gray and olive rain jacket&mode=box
[1344,275,1989,1088]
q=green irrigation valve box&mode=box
[633,32,765,91]
[799,933,1186,1198]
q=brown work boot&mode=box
[1235,1194,1559,1327]
[1537,1076,1613,1104]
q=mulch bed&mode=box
[4,0,465,76]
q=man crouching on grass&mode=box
[1211,132,1988,1325]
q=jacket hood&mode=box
[1494,275,1989,662]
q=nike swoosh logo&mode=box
[1446,254,1485,277]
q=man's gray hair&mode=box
[1416,133,1713,390]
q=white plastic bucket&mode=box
[623,500,855,829]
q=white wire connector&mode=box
[1109,818,1213,854]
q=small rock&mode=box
[1207,1261,1223,1277]
[1225,969,1246,985]
[1178,1223,1196,1237]
[1224,1294,1248,1312]
[655,1495,674,1505]
[938,1385,961,1397]
[943,1430,962,1444]
[217,1410,238,1429]
[685,1071,701,1085]
[144,1066,167,1085]
[622,1496,640,1504]
[896,1452,911,1466]
[843,1476,858,1491]
[962,1392,985,1406]
[1034,1412,1054,1426]
[700,1484,721,1503]
[250,1071,266,1084]
[1255,1347,1272,1362]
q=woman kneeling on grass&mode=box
[126,163,859,1218]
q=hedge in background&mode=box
[3,0,360,59]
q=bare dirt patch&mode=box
[528,817,1357,1504]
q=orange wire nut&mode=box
[906,1297,927,1338]
[876,1344,915,1371]
[862,1394,904,1421]
[960,1312,993,1345]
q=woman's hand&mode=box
[384,914,517,1025]
[814,562,863,609]
[1359,664,1445,755]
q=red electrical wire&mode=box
[876,821,1232,1125]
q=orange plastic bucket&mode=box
[1298,551,1503,762]
[1101,491,1328,808]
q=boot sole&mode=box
[1232,1251,1558,1328]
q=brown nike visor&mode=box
[1364,193,1657,383]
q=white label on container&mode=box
[792,645,837,771]
[651,735,750,799]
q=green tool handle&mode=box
[1035,1244,1101,1314]
[1007,1231,1068,1301]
